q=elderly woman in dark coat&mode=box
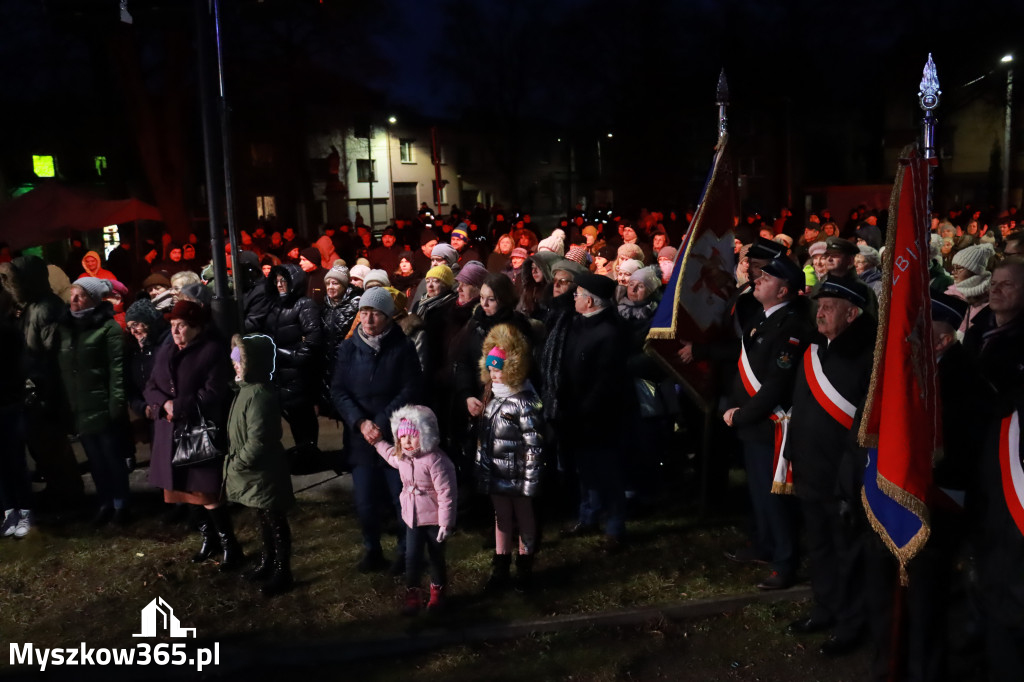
[144,300,239,569]
[57,277,130,525]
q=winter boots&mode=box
[514,553,534,592]
[246,510,277,582]
[259,511,293,597]
[426,584,446,613]
[206,505,243,572]
[484,553,513,592]
[190,507,221,563]
[401,587,422,616]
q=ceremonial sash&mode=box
[737,341,793,494]
[999,410,1024,537]
[803,343,856,429]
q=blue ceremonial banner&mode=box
[645,135,736,411]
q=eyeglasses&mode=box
[554,278,572,286]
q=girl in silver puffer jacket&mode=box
[475,323,545,592]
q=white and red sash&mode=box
[737,341,793,494]
[999,410,1024,537]
[803,343,857,430]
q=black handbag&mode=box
[171,404,224,467]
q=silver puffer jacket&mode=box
[475,390,545,497]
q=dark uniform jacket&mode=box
[786,313,876,502]
[729,298,814,443]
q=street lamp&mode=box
[1002,55,1014,212]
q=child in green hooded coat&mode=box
[226,334,296,596]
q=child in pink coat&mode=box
[373,404,457,615]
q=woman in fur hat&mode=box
[371,405,456,615]
[475,323,545,592]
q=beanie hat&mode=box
[396,418,419,439]
[617,259,644,276]
[299,246,321,266]
[74,276,112,303]
[510,247,529,259]
[630,265,662,293]
[485,346,507,370]
[808,241,828,257]
[325,264,350,286]
[565,245,588,265]
[107,279,129,298]
[142,272,171,290]
[455,261,488,288]
[582,225,599,238]
[425,264,455,289]
[451,225,469,241]
[430,243,458,265]
[167,299,209,326]
[397,251,414,265]
[951,243,995,276]
[617,243,644,262]
[385,286,408,314]
[125,298,163,326]
[358,285,395,316]
[179,282,212,307]
[537,228,566,256]
[349,264,370,284]
[419,229,439,246]
[857,245,881,267]
[363,269,390,289]
[658,246,678,262]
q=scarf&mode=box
[357,322,392,352]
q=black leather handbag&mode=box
[171,404,224,467]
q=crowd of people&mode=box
[1,200,1023,677]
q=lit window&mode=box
[432,180,448,205]
[400,140,414,163]
[256,196,276,219]
[32,155,55,178]
[357,159,376,183]
[102,225,120,257]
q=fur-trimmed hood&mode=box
[388,404,440,454]
[478,322,531,390]
[266,263,308,304]
[231,333,277,384]
[0,255,53,305]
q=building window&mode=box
[32,155,56,178]
[256,195,276,219]
[435,145,447,165]
[432,180,448,205]
[399,139,415,164]
[357,159,376,183]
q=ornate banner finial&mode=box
[716,69,729,138]
[919,53,941,111]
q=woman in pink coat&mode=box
[373,404,456,616]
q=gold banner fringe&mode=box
[861,473,932,587]
[771,481,794,495]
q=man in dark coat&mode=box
[722,257,814,590]
[369,227,404,274]
[962,258,1024,679]
[785,276,876,657]
[332,287,423,573]
[556,272,630,552]
[264,264,323,459]
[0,256,84,506]
[236,251,272,333]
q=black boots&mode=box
[190,507,221,563]
[484,553,512,592]
[246,511,276,582]
[514,553,534,592]
[259,510,293,597]
[207,505,243,572]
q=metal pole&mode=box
[919,54,941,219]
[193,0,229,317]
[386,125,394,223]
[1003,65,1014,212]
[431,126,443,215]
[367,129,375,230]
[211,0,243,334]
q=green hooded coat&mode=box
[224,334,295,511]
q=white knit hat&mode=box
[363,269,390,289]
[952,243,995,276]
[324,265,350,286]
[537,228,566,256]
[629,265,662,292]
[349,264,371,283]
[617,259,644,276]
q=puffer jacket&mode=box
[373,404,456,529]
[475,389,544,497]
[224,334,295,511]
[264,263,323,407]
[57,301,127,435]
[320,284,361,416]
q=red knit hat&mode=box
[167,300,209,326]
